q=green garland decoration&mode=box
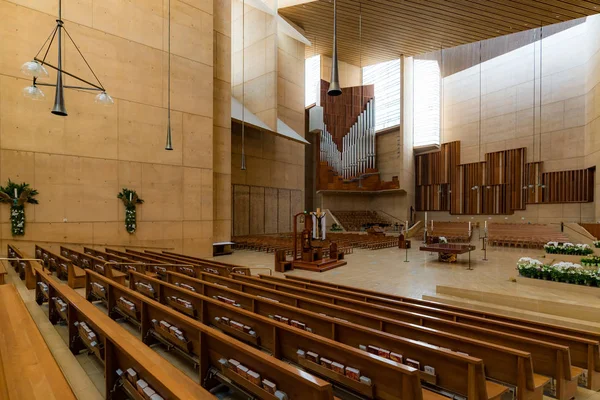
[0,180,39,236]
[117,188,144,234]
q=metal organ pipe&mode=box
[320,98,375,180]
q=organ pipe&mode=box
[320,98,375,180]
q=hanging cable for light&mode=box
[241,0,247,170]
[21,0,113,116]
[328,0,342,96]
[165,0,173,150]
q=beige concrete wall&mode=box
[229,1,306,232]
[213,0,232,242]
[231,0,277,129]
[429,17,599,223]
[0,0,220,256]
[584,14,600,222]
[320,55,362,88]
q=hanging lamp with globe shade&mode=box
[20,0,113,116]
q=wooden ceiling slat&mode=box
[359,0,517,37]
[415,0,543,28]
[283,6,483,49]
[305,2,496,41]
[553,0,600,12]
[279,0,600,62]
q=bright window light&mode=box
[413,58,441,147]
[305,55,320,107]
[362,59,400,131]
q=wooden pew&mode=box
[274,273,600,344]
[60,246,126,285]
[7,244,36,289]
[32,266,214,399]
[128,248,242,278]
[227,272,599,393]
[35,245,85,289]
[0,284,77,400]
[84,247,160,279]
[81,270,352,400]
[86,270,436,400]
[139,249,250,276]
[125,270,507,400]
[166,271,588,399]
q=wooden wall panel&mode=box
[249,186,265,235]
[233,185,250,236]
[277,189,291,233]
[416,142,592,215]
[320,80,374,149]
[264,188,279,234]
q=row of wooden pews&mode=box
[330,210,393,232]
[430,222,471,243]
[31,263,215,399]
[488,223,569,248]
[133,250,599,400]
[84,269,440,400]
[35,245,86,288]
[7,244,36,289]
[0,283,77,399]
[134,270,535,399]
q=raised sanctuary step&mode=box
[422,292,600,333]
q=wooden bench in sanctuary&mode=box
[0,284,77,400]
[162,271,556,400]
[240,273,597,395]
[32,265,214,399]
[133,249,250,277]
[125,270,512,400]
[60,246,127,285]
[82,269,411,400]
[86,270,445,400]
[35,245,85,289]
[7,244,36,289]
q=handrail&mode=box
[564,223,596,241]
[231,266,272,276]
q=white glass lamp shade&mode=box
[22,85,45,100]
[20,60,49,78]
[95,91,114,105]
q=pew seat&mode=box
[0,284,77,400]
[68,263,86,288]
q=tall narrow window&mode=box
[305,55,321,107]
[362,59,400,131]
[413,58,441,147]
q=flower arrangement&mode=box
[438,236,448,244]
[0,180,39,236]
[594,241,600,248]
[517,257,599,287]
[543,242,593,256]
[117,188,144,234]
[581,255,600,267]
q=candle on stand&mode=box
[405,220,409,235]
[424,212,428,230]
[469,221,472,232]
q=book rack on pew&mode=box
[84,268,447,400]
[31,264,335,400]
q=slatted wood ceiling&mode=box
[279,0,600,66]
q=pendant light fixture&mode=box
[21,0,113,116]
[241,0,247,170]
[327,0,342,96]
[165,0,173,150]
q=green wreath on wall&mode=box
[0,180,39,236]
[118,188,144,234]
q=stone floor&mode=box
[4,239,600,399]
